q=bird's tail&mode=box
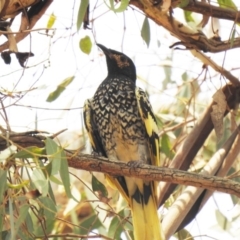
[130,184,165,240]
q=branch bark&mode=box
[66,153,240,198]
[1,130,240,199]
[130,0,240,54]
[179,0,240,23]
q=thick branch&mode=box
[180,0,240,23]
[158,83,240,205]
[0,0,53,52]
[130,0,240,54]
[67,153,240,198]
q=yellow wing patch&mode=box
[135,87,161,167]
[83,98,131,204]
[83,99,97,150]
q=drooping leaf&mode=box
[91,174,108,198]
[77,0,89,30]
[0,169,7,203]
[39,196,57,220]
[108,208,132,239]
[25,212,34,235]
[0,170,7,234]
[0,208,4,234]
[79,213,104,235]
[141,17,151,47]
[79,36,92,55]
[49,175,62,185]
[9,198,15,239]
[14,205,30,236]
[46,76,74,102]
[45,138,61,175]
[59,149,72,199]
[47,13,56,29]
[32,168,49,196]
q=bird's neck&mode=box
[107,72,136,83]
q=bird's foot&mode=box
[127,160,144,169]
[92,150,102,157]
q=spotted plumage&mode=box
[83,44,165,240]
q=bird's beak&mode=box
[96,43,111,57]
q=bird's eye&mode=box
[120,55,127,62]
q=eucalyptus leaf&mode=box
[47,13,56,29]
[92,174,108,198]
[141,17,151,47]
[77,0,89,30]
[46,76,74,102]
[79,36,92,55]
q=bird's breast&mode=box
[92,78,150,163]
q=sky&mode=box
[0,0,240,239]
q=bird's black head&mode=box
[97,44,136,82]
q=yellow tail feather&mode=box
[130,195,165,240]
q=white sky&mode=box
[0,0,240,239]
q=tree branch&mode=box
[130,0,240,54]
[66,153,240,198]
[179,0,240,23]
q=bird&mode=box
[83,43,165,240]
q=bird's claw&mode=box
[127,160,144,169]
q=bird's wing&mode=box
[83,98,106,155]
[135,87,160,168]
[83,98,130,204]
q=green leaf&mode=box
[77,0,89,30]
[47,181,56,205]
[39,196,57,220]
[14,146,46,158]
[47,13,56,29]
[37,197,56,233]
[141,17,151,47]
[59,76,75,88]
[177,228,194,240]
[184,10,194,22]
[92,174,108,198]
[217,0,237,10]
[59,149,72,198]
[108,209,132,239]
[15,205,29,236]
[45,138,61,175]
[0,169,7,203]
[49,175,62,184]
[9,198,15,239]
[46,76,74,102]
[0,207,5,234]
[79,213,103,235]
[161,133,174,159]
[32,168,49,196]
[107,0,129,12]
[25,211,34,234]
[79,36,92,55]
[215,209,228,230]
